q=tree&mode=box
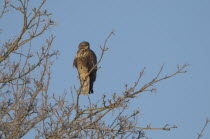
[0,0,57,138]
[0,0,188,138]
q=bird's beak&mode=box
[84,46,88,49]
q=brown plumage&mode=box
[73,41,97,95]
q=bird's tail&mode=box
[81,76,90,95]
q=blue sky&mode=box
[1,0,210,138]
[48,0,210,138]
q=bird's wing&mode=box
[86,49,97,71]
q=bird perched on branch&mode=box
[73,41,97,95]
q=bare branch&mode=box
[0,0,10,18]
[88,31,114,76]
[197,118,210,139]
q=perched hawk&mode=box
[73,41,97,95]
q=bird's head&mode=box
[78,41,90,49]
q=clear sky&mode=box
[1,0,210,138]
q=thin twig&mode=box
[197,118,210,139]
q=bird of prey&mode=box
[73,41,97,95]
